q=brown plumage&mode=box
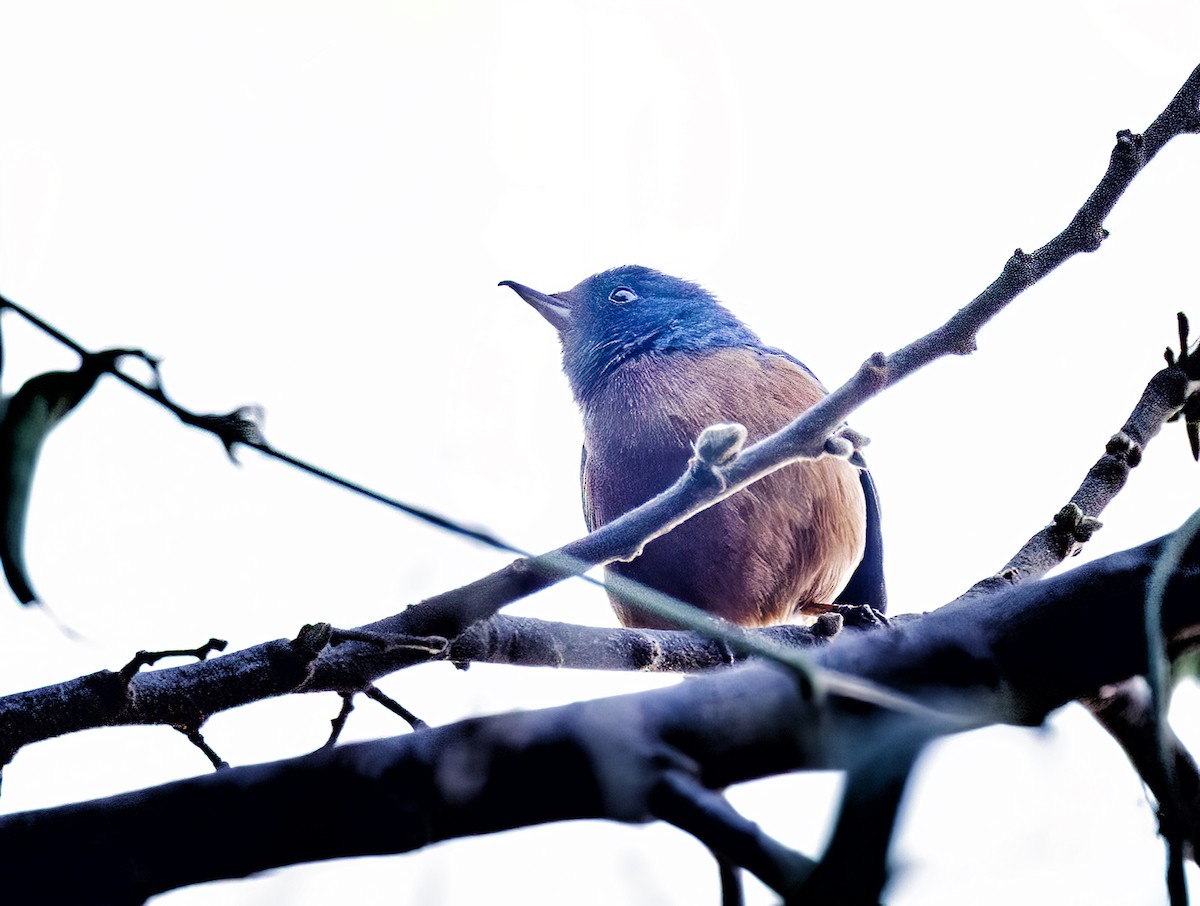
[501,265,885,628]
[582,347,866,628]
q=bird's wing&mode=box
[757,344,887,612]
[756,344,825,390]
[833,466,887,613]
[580,443,598,532]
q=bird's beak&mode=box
[499,280,572,332]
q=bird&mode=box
[500,265,885,629]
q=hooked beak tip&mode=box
[499,279,572,331]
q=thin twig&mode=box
[364,686,426,731]
[118,638,228,683]
[322,693,356,749]
[173,725,229,771]
[330,628,448,656]
[0,295,526,556]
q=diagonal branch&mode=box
[1,65,1198,658]
[958,358,1192,601]
[649,768,817,896]
[357,61,1200,644]
[1084,678,1200,864]
[787,716,932,904]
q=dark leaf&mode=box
[0,351,139,604]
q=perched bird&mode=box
[501,266,885,629]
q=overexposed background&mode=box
[1,1,1199,903]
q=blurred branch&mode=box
[649,768,816,895]
[0,535,1195,903]
[788,716,932,905]
[1084,678,1200,866]
[1142,508,1200,904]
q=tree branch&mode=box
[1084,678,1200,864]
[0,536,1194,904]
[959,360,1192,601]
[0,323,1184,768]
[448,616,836,670]
[329,60,1200,644]
[3,63,1198,653]
[0,63,1193,773]
[0,329,1185,764]
[649,768,816,895]
[0,625,331,767]
[0,616,834,763]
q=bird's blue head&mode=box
[501,265,761,404]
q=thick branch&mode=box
[0,62,1193,825]
[790,717,930,905]
[0,536,1193,904]
[0,629,328,766]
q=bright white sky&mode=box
[0,2,1199,904]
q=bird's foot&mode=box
[830,603,889,630]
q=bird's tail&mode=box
[832,469,887,613]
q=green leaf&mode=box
[0,352,129,604]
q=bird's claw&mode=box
[830,603,889,629]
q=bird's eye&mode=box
[608,287,638,304]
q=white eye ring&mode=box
[609,286,638,304]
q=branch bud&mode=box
[693,423,747,468]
